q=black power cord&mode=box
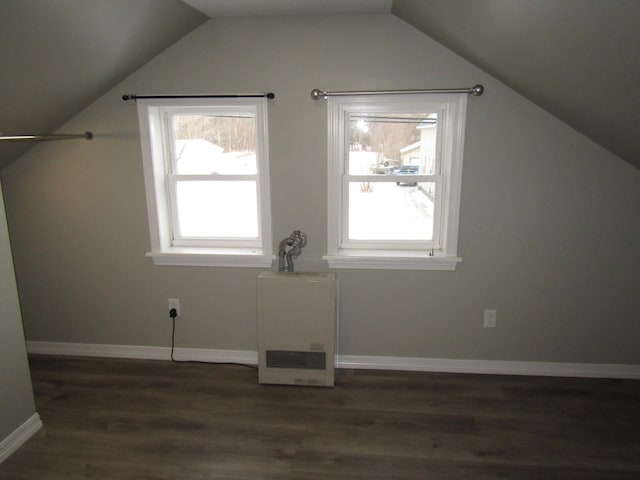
[169,309,257,370]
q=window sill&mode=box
[146,248,275,268]
[323,251,461,271]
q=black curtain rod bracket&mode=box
[122,93,275,101]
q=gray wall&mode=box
[0,183,36,441]
[2,14,639,364]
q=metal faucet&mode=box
[277,230,307,272]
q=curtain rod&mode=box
[122,93,275,101]
[310,84,484,100]
[0,132,93,142]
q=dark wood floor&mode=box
[1,355,639,479]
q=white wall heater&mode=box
[257,272,337,387]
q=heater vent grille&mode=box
[266,350,326,370]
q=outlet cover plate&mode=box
[168,298,181,316]
[483,309,497,328]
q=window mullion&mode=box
[345,174,438,183]
[168,173,259,182]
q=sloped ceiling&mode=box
[0,0,207,171]
[391,0,640,170]
[1,0,638,171]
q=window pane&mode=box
[176,181,258,238]
[172,114,257,175]
[348,182,435,241]
[348,112,438,175]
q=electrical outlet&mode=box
[168,298,181,317]
[483,309,497,328]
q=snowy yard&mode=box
[348,182,434,241]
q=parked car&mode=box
[395,164,419,186]
[371,160,399,174]
[372,164,393,174]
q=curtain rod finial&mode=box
[471,84,484,96]
[310,88,327,100]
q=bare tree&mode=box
[350,114,422,162]
[174,115,256,152]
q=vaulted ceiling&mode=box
[0,0,208,171]
[392,0,640,171]
[1,0,638,171]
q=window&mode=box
[137,97,273,267]
[324,93,468,270]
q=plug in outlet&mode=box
[168,298,181,317]
[483,309,497,328]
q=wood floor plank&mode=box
[0,355,639,479]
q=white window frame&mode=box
[323,93,468,271]
[137,97,274,267]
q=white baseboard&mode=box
[337,355,640,379]
[0,413,42,465]
[26,341,257,365]
[26,341,640,379]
